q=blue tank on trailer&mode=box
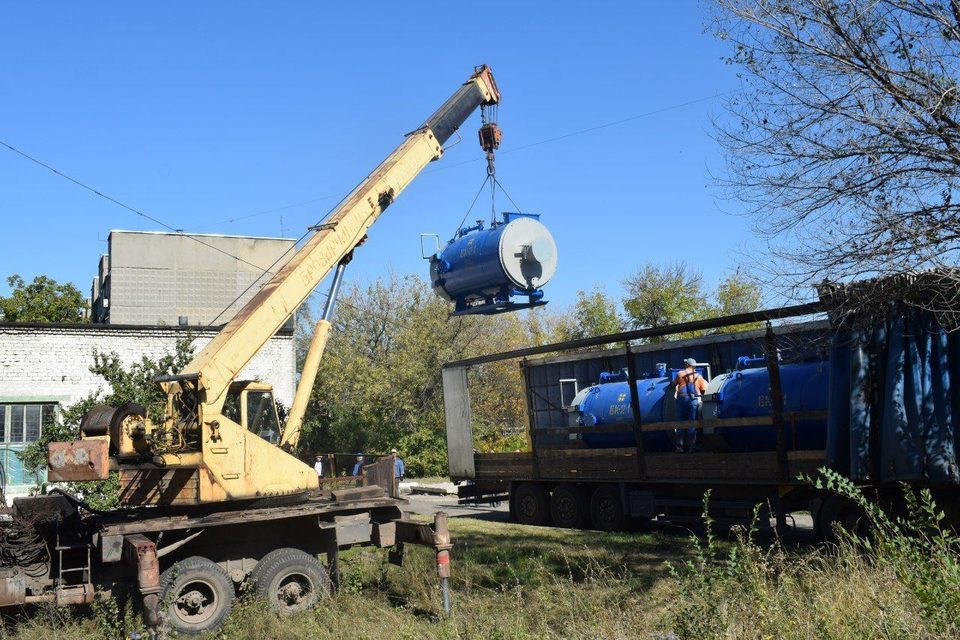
[430,212,558,316]
[708,360,828,451]
[572,358,828,452]
[574,374,676,450]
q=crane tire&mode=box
[160,556,234,636]
[251,547,331,614]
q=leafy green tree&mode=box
[622,262,711,342]
[553,287,624,342]
[0,274,87,323]
[712,270,763,333]
[297,274,537,475]
[19,337,194,509]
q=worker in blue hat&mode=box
[351,453,365,476]
[673,358,706,452]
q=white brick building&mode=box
[0,319,295,496]
[0,230,300,498]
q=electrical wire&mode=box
[2,88,734,331]
[423,88,737,175]
[0,140,278,275]
[189,88,737,231]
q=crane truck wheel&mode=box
[589,485,625,531]
[251,548,331,614]
[159,556,235,636]
[510,483,551,526]
[550,484,589,529]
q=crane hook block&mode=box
[478,123,502,153]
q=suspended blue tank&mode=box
[572,358,828,452]
[430,212,558,316]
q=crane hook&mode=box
[478,122,502,178]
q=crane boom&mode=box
[51,65,502,505]
[181,66,499,411]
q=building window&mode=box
[0,403,56,443]
[559,378,580,408]
[0,403,56,490]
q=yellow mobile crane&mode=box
[49,65,500,507]
[0,66,500,635]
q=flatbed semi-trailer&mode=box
[443,302,960,537]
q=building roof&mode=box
[108,229,296,243]
[0,320,294,336]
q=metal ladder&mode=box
[55,527,91,586]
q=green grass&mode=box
[0,517,686,640]
[2,481,958,640]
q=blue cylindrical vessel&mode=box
[576,376,675,451]
[430,212,558,315]
[710,361,828,451]
[573,359,828,452]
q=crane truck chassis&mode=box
[0,468,452,634]
[0,64,500,634]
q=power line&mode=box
[212,192,344,226]
[194,88,736,232]
[423,88,738,174]
[0,137,405,332]
[0,139,277,274]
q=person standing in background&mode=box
[673,358,706,453]
[391,448,405,482]
[314,454,325,478]
[351,454,364,476]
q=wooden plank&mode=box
[534,411,829,437]
[118,468,199,506]
[474,449,828,484]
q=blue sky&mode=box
[0,1,751,311]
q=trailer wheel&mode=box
[511,483,550,526]
[589,485,625,531]
[160,556,234,636]
[816,496,868,544]
[252,548,331,614]
[550,484,589,529]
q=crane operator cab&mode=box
[222,381,282,446]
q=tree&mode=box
[712,270,764,332]
[0,274,87,323]
[553,287,624,342]
[297,274,536,476]
[712,0,960,298]
[622,262,711,341]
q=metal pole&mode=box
[433,512,453,617]
[321,260,348,321]
[764,323,789,536]
[624,343,647,479]
[281,254,352,448]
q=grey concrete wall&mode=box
[103,231,296,326]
